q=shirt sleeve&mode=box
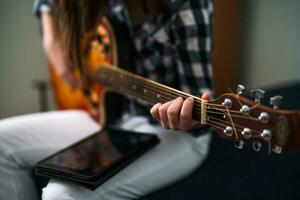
[172,0,214,97]
[33,0,53,17]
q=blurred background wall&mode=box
[0,0,54,119]
[0,0,299,119]
[239,0,300,88]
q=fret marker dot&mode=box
[144,89,147,93]
[157,94,160,98]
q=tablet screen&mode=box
[37,127,159,177]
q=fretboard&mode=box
[95,65,204,121]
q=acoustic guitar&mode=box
[48,17,300,154]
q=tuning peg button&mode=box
[251,89,265,103]
[270,95,283,109]
[241,128,252,139]
[237,84,245,95]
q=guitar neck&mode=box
[95,65,206,121]
[92,65,300,152]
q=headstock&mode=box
[206,85,300,154]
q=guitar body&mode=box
[49,16,134,125]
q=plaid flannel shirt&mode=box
[131,0,213,97]
[34,0,214,124]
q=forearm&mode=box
[40,13,56,50]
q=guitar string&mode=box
[98,67,257,118]
[226,106,239,139]
[97,67,230,108]
[105,81,263,135]
[96,67,247,114]
[206,120,262,139]
[90,72,264,136]
[111,66,261,115]
[99,67,234,108]
[94,70,259,124]
[96,68,232,112]
[208,116,260,134]
[96,68,256,119]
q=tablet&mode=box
[35,127,160,190]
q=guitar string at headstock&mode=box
[206,84,293,155]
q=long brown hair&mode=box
[52,0,108,71]
[52,0,171,71]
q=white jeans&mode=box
[0,110,211,200]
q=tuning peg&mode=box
[241,128,252,139]
[251,89,265,103]
[261,129,272,141]
[258,112,270,124]
[237,84,245,95]
[253,141,262,152]
[270,95,283,109]
[234,140,244,149]
[222,98,232,108]
[240,105,250,115]
[223,126,233,137]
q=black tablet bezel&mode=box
[35,127,159,181]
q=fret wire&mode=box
[109,84,202,121]
[98,67,192,102]
[96,67,227,106]
[101,75,203,120]
[97,67,225,107]
[98,68,189,104]
[109,83,254,125]
[97,68,241,120]
[97,68,223,120]
[96,67,251,117]
[98,71,260,130]
[113,73,261,134]
[96,70,252,121]
[100,66,201,99]
[97,70,252,127]
[95,68,223,109]
[97,68,203,117]
[109,84,203,121]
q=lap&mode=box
[0,111,211,200]
[0,110,100,167]
[43,116,211,200]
